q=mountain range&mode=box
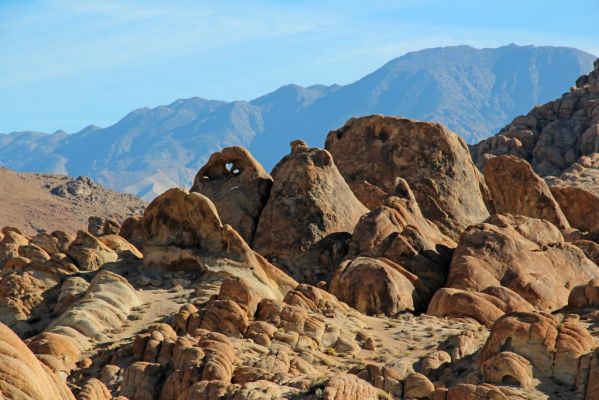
[1,44,595,200]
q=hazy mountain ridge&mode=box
[1,44,595,199]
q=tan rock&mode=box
[78,378,112,400]
[346,178,456,308]
[330,256,420,316]
[428,287,533,327]
[550,183,599,233]
[253,142,367,283]
[31,231,61,256]
[43,270,141,357]
[0,321,75,400]
[480,351,533,388]
[322,373,379,400]
[479,311,593,387]
[197,330,236,382]
[431,214,599,321]
[119,362,164,400]
[142,188,296,300]
[66,230,118,271]
[446,383,509,400]
[404,372,435,399]
[191,146,273,244]
[119,216,144,248]
[325,115,491,240]
[97,234,143,259]
[218,276,261,317]
[569,278,599,308]
[483,155,570,229]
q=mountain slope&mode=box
[0,168,145,234]
[0,44,595,200]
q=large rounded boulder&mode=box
[325,115,491,240]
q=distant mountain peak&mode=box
[0,44,595,200]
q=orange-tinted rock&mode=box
[428,287,534,327]
[119,216,144,248]
[433,214,599,321]
[346,178,456,308]
[322,373,379,400]
[66,230,118,271]
[0,322,75,400]
[483,155,570,229]
[326,115,491,240]
[479,312,593,387]
[330,256,420,316]
[191,146,273,244]
[142,188,296,300]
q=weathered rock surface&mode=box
[330,256,420,316]
[0,321,74,400]
[253,141,367,283]
[547,154,599,233]
[326,115,491,240]
[479,312,593,388]
[191,146,273,245]
[66,230,118,271]
[142,188,296,300]
[428,214,599,324]
[335,178,456,314]
[483,155,570,229]
[473,59,599,179]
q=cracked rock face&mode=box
[253,141,367,284]
[482,155,570,229]
[326,115,491,241]
[428,214,599,325]
[478,312,593,388]
[191,146,273,245]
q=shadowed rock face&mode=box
[482,155,570,229]
[190,146,273,244]
[326,115,491,241]
[253,141,368,284]
[479,312,593,387]
[331,178,456,315]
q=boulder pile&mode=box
[0,58,598,400]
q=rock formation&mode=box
[0,64,599,399]
[332,178,456,314]
[483,155,570,229]
[142,187,296,300]
[253,141,367,283]
[326,115,491,240]
[428,214,599,325]
[473,59,599,178]
[0,322,74,400]
[191,146,273,244]
[548,153,599,233]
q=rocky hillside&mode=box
[0,168,145,235]
[0,60,598,400]
[1,44,594,200]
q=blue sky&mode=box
[1,0,597,133]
